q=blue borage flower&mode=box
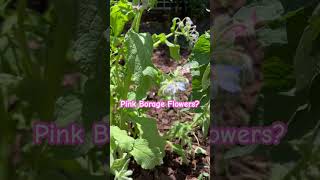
[158,65,191,98]
[165,81,187,94]
[214,64,241,93]
[159,77,189,98]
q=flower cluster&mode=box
[184,17,199,45]
[159,76,189,98]
[175,17,199,47]
[165,81,187,94]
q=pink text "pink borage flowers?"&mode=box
[210,122,287,145]
[33,122,109,146]
[119,100,200,109]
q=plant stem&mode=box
[131,7,144,33]
[6,35,22,75]
[193,132,200,146]
[134,10,143,32]
[0,91,9,180]
[17,0,35,78]
[153,33,174,47]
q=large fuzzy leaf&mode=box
[129,115,166,168]
[130,115,166,154]
[130,139,163,169]
[73,0,106,75]
[74,0,108,128]
[189,33,210,103]
[294,3,320,91]
[257,27,288,46]
[234,0,288,48]
[110,1,133,36]
[54,94,82,126]
[124,30,154,99]
[189,33,210,65]
[110,126,135,152]
[234,0,284,22]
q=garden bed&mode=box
[128,47,210,180]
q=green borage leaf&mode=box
[130,139,163,169]
[124,30,155,100]
[189,33,210,65]
[166,40,181,60]
[110,0,134,37]
[294,2,320,92]
[110,126,135,152]
[130,115,166,153]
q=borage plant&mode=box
[110,0,210,179]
